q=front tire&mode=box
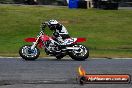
[69,44,89,61]
[19,45,40,61]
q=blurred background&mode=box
[0,0,67,5]
[0,0,132,7]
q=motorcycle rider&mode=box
[42,20,70,44]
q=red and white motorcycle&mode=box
[19,23,89,61]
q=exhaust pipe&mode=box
[66,47,79,50]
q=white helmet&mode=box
[48,20,58,25]
[48,20,60,30]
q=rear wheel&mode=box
[69,44,89,61]
[19,45,40,61]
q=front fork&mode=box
[31,34,41,50]
[31,39,39,50]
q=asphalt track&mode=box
[0,57,132,88]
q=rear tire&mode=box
[69,44,89,61]
[19,45,40,61]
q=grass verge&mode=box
[0,5,132,58]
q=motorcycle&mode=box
[19,23,89,61]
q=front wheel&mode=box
[19,45,40,61]
[69,44,89,61]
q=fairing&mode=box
[25,38,36,42]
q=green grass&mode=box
[0,5,132,58]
